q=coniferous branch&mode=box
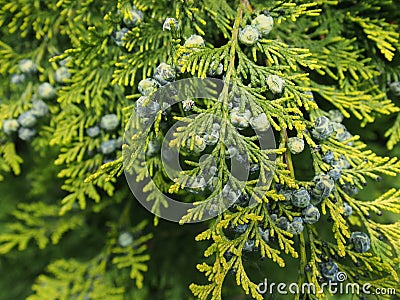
[0,0,399,299]
[0,203,84,254]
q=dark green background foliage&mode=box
[0,0,399,299]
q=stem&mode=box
[223,0,252,85]
[297,232,307,299]
[282,128,307,300]
[119,199,132,227]
[217,0,252,184]
[224,8,242,84]
[283,129,295,178]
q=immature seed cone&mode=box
[302,204,320,224]
[138,78,159,96]
[2,119,19,135]
[287,137,305,154]
[153,63,176,85]
[38,82,56,100]
[18,111,37,128]
[238,25,260,46]
[291,187,311,208]
[251,14,274,36]
[350,232,371,253]
[184,35,205,48]
[266,74,285,94]
[100,114,119,131]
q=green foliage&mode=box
[0,0,399,299]
[28,258,126,300]
[0,202,83,253]
[28,220,152,300]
